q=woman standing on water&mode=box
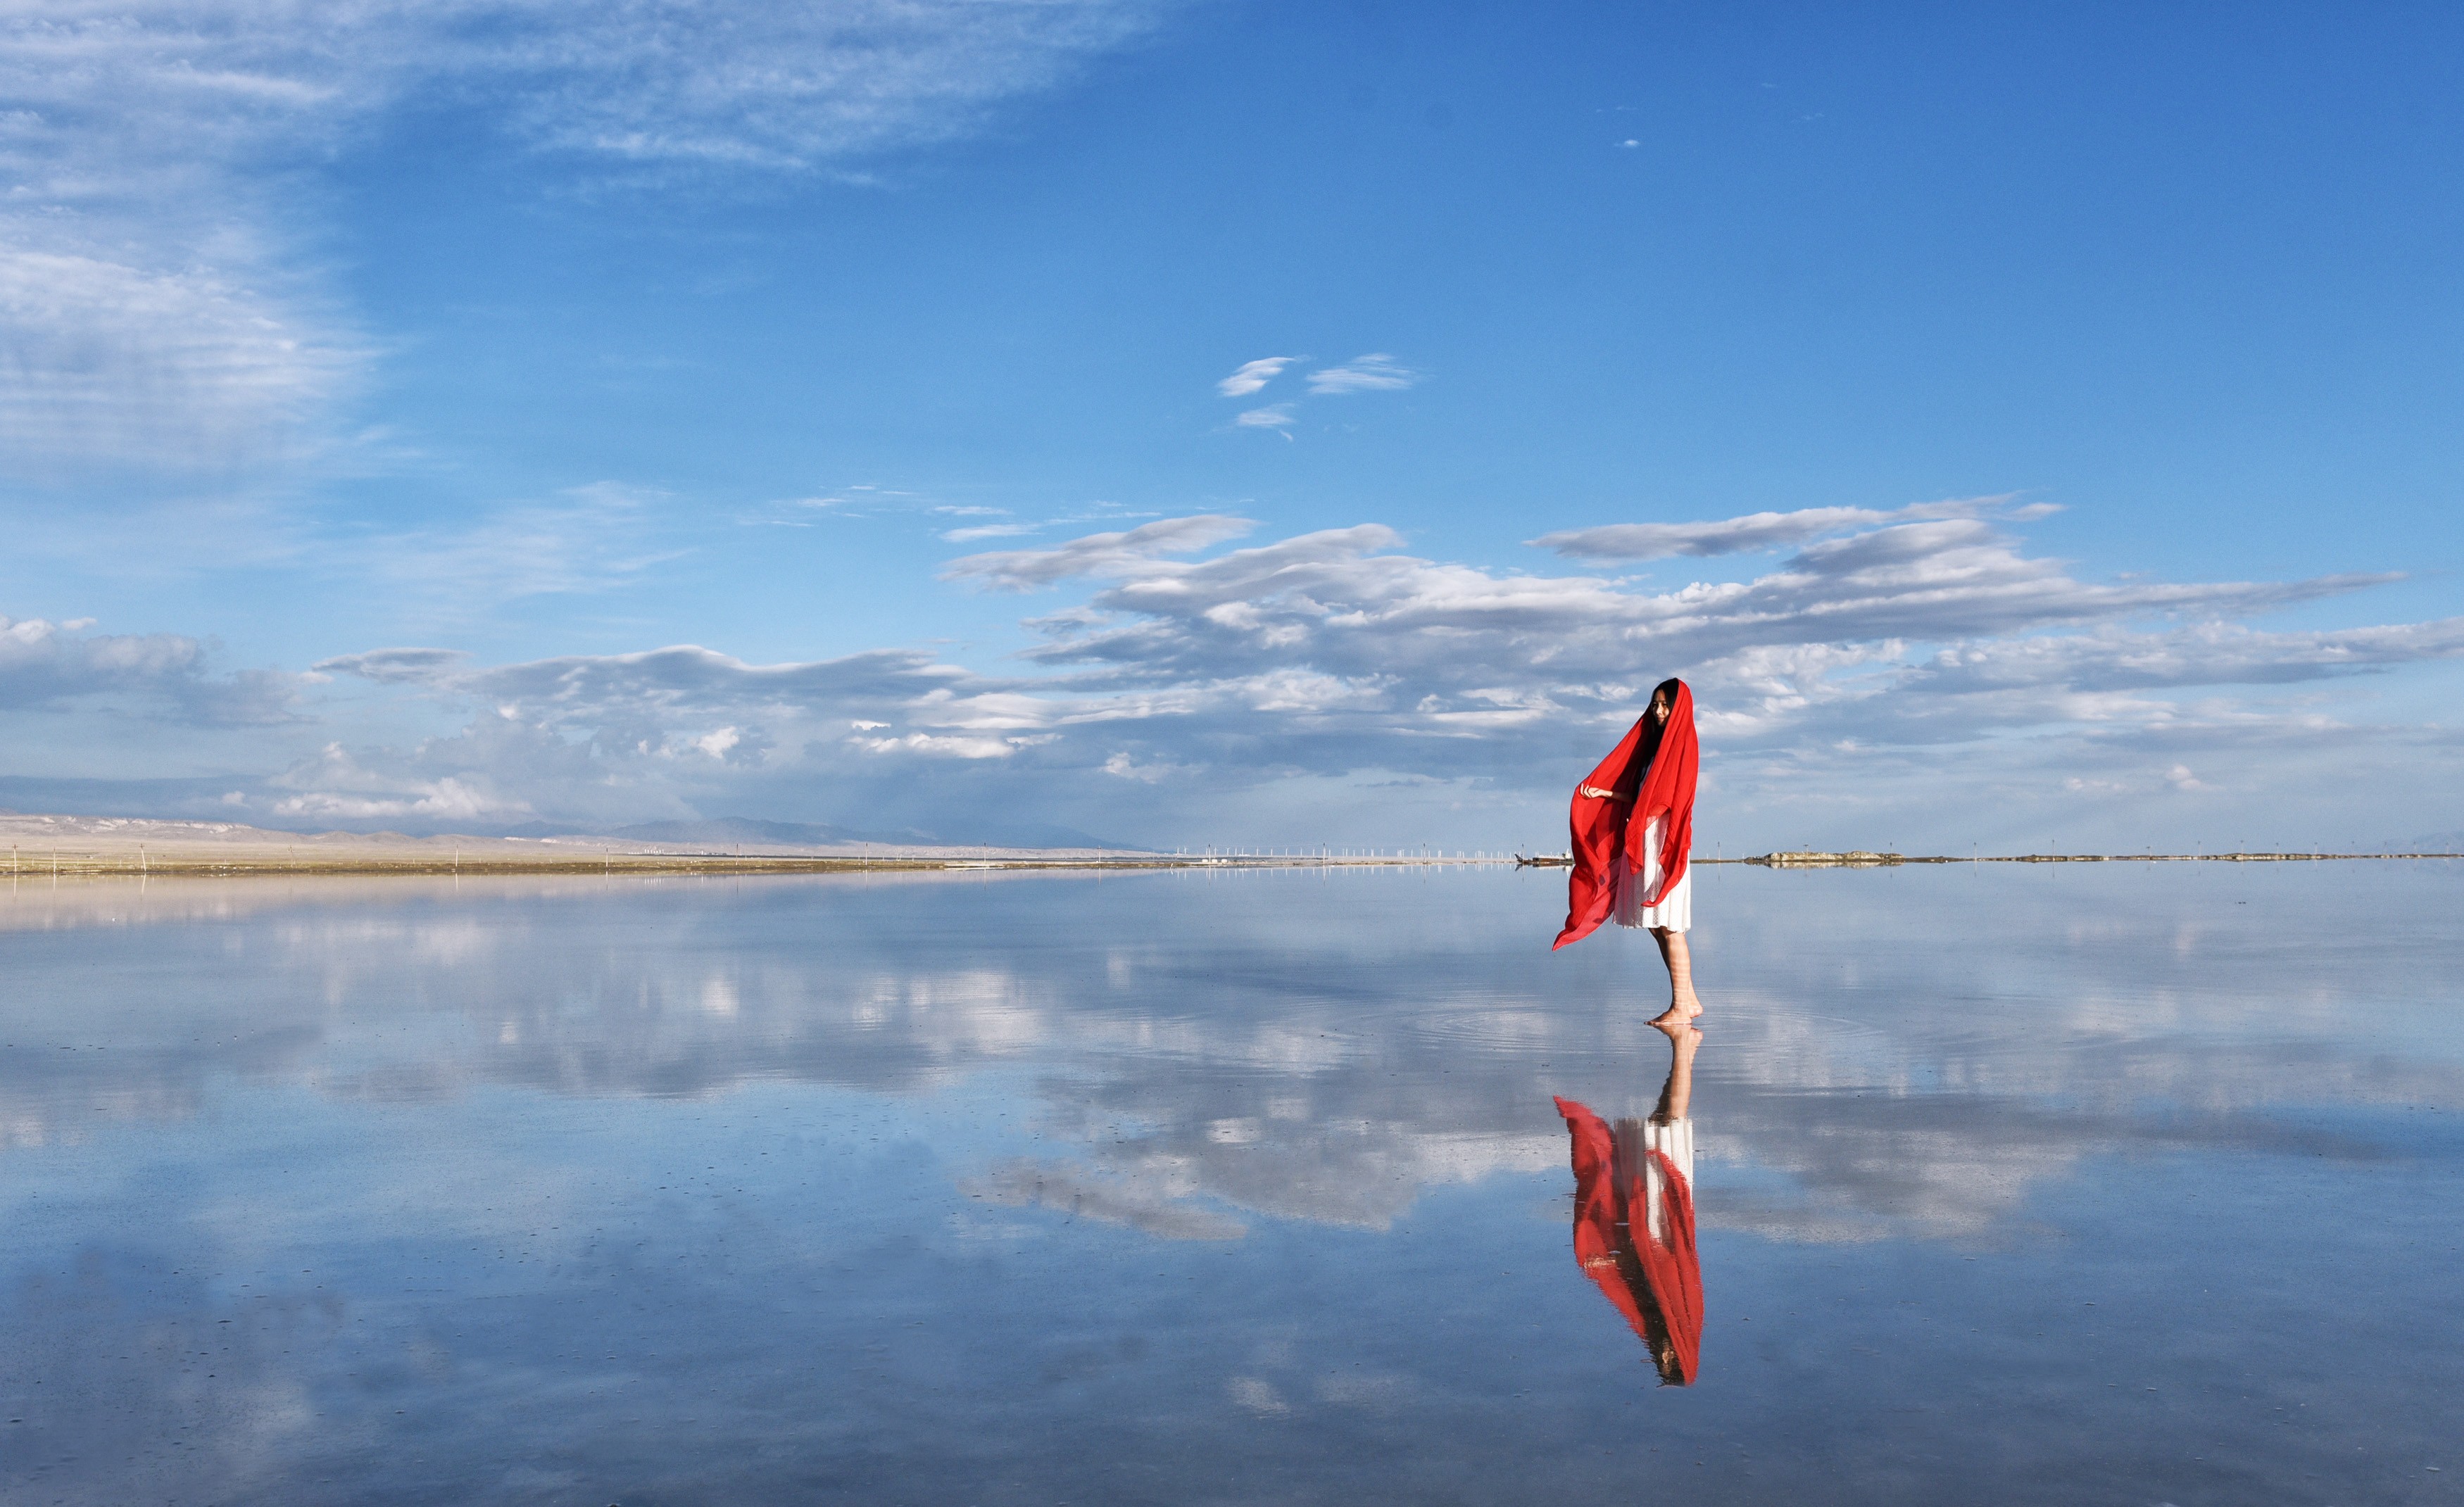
[1552,678,1702,1026]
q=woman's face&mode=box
[1648,691,1671,726]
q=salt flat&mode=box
[3,862,2458,1505]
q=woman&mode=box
[1552,678,1701,1026]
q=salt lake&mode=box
[4,861,2459,1505]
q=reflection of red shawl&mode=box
[1552,682,1699,950]
[1553,1095,1702,1385]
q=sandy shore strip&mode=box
[0,814,1523,877]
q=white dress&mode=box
[1614,1115,1696,1242]
[1610,812,1692,933]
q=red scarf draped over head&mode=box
[1552,1096,1702,1385]
[1552,679,1698,950]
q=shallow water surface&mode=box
[4,862,2460,1504]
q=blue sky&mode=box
[3,0,2460,850]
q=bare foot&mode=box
[1647,995,1703,1028]
[1649,1019,1704,1047]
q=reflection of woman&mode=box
[1553,1021,1703,1385]
[1552,679,1702,1026]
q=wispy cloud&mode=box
[308,647,472,686]
[1215,356,1295,397]
[0,234,370,480]
[1530,496,2044,561]
[1217,351,1415,438]
[1306,353,1417,395]
[0,0,1175,481]
[943,514,1255,591]
[348,481,688,614]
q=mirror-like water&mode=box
[4,863,2460,1505]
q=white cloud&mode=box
[306,636,1097,788]
[941,523,1041,543]
[1102,750,1185,782]
[947,512,2444,813]
[478,0,1175,170]
[267,739,535,822]
[942,513,1255,591]
[1,615,203,709]
[458,641,977,712]
[347,481,689,612]
[1234,403,1295,429]
[1305,353,1416,395]
[0,612,298,724]
[269,778,512,823]
[1529,496,2037,562]
[1215,356,1295,398]
[1897,618,2464,695]
[16,505,2463,847]
[1215,352,1414,438]
[0,237,369,479]
[0,0,1174,478]
[1010,512,2361,700]
[853,731,1022,759]
[308,646,470,684]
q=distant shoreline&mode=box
[1,813,2453,881]
[1,847,2456,881]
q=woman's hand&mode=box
[1578,785,1633,802]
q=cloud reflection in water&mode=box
[6,863,2463,1503]
[4,866,2458,1247]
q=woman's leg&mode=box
[1649,1013,1700,1121]
[1648,927,1703,1024]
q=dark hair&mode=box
[1622,679,1687,790]
[1640,1303,1688,1387]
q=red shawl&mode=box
[1554,1095,1702,1385]
[1552,681,1698,950]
